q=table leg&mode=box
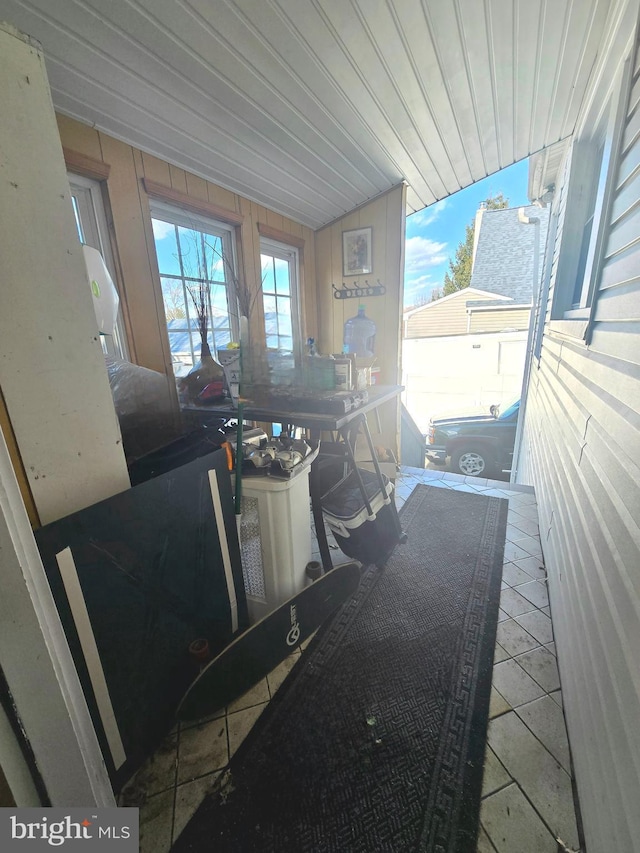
[309,465,334,572]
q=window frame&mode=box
[259,237,303,366]
[67,173,129,360]
[550,53,632,331]
[149,201,239,377]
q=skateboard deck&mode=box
[177,561,362,722]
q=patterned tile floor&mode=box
[122,466,582,853]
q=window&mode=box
[552,54,631,324]
[150,203,238,377]
[567,130,610,314]
[68,174,128,359]
[260,239,302,364]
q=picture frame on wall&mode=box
[342,227,372,276]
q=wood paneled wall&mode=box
[518,11,640,850]
[315,185,406,456]
[55,114,318,382]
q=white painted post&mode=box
[0,427,115,806]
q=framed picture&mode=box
[342,227,372,277]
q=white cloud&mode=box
[403,278,440,307]
[408,198,448,228]
[152,219,174,241]
[405,235,448,275]
[406,274,435,288]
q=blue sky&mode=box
[404,158,531,307]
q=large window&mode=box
[150,204,238,377]
[68,174,128,359]
[260,239,301,363]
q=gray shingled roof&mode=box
[469,204,550,303]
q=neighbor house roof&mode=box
[469,204,550,302]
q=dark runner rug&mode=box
[174,484,508,853]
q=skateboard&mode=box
[176,561,362,722]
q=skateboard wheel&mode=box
[305,560,323,582]
[189,638,211,663]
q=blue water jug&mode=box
[343,305,376,357]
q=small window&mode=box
[568,133,610,313]
[68,174,128,359]
[259,239,302,364]
[552,55,629,324]
[150,204,238,377]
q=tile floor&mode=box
[121,466,582,853]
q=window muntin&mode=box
[150,205,237,377]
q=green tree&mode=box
[441,193,509,296]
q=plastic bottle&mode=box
[343,305,376,357]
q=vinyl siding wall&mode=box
[518,11,640,851]
[405,291,508,338]
[406,295,469,337]
[468,307,531,334]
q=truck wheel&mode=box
[450,447,493,478]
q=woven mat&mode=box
[174,483,508,852]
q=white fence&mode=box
[401,331,527,433]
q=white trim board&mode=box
[0,428,115,806]
[208,469,239,633]
[55,548,127,771]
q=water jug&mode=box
[343,305,376,357]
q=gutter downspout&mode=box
[511,208,540,483]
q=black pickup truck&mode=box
[425,399,520,478]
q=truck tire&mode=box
[427,457,447,467]
[450,447,494,478]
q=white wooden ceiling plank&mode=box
[455,1,501,173]
[0,0,618,224]
[350,0,469,192]
[21,0,367,214]
[527,0,572,155]
[224,0,410,190]
[549,0,620,143]
[269,0,442,203]
[52,87,337,229]
[543,0,598,143]
[422,0,488,182]
[512,0,544,162]
[288,0,444,203]
[319,0,455,193]
[483,0,516,168]
[41,43,353,222]
[49,54,344,218]
[390,1,476,192]
[114,0,391,198]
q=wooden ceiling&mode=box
[0,0,615,227]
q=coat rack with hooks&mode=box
[332,280,386,300]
